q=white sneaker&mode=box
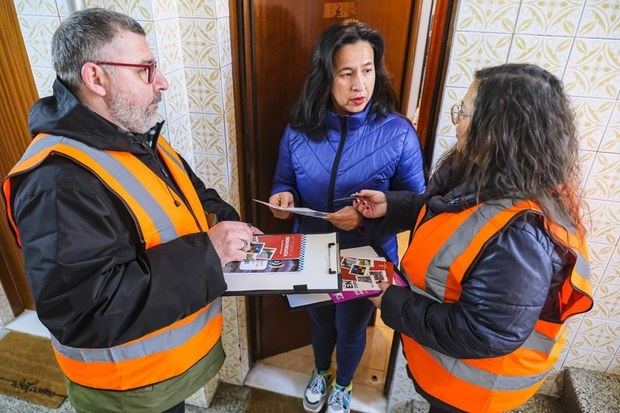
[303,369,331,412]
[326,382,352,413]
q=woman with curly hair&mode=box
[356,63,593,412]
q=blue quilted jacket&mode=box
[271,104,426,262]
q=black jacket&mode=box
[10,79,238,348]
[379,164,572,360]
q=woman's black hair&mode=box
[290,20,397,139]
[436,63,584,233]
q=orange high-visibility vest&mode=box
[2,134,223,391]
[400,199,593,413]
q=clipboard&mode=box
[223,232,340,295]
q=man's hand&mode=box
[369,282,391,308]
[268,191,295,219]
[207,221,254,264]
[326,206,362,231]
[354,189,387,218]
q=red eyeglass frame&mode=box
[93,60,157,83]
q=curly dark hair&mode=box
[436,63,584,233]
[290,20,397,140]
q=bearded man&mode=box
[2,8,256,413]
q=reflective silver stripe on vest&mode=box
[158,142,185,171]
[51,298,221,362]
[575,254,590,280]
[424,199,517,300]
[425,345,549,391]
[521,329,557,354]
[23,135,179,243]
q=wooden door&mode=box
[232,0,417,359]
[0,0,38,315]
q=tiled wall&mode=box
[429,0,620,397]
[10,0,247,407]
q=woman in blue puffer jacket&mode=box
[269,20,425,413]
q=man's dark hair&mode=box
[51,7,145,91]
[290,19,397,140]
[436,63,583,232]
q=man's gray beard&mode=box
[107,83,160,134]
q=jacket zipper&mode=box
[327,117,348,216]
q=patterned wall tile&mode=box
[578,150,596,185]
[157,94,168,125]
[563,39,620,99]
[186,385,209,408]
[217,17,231,68]
[431,136,457,170]
[177,0,216,18]
[456,0,520,33]
[105,0,153,21]
[436,87,467,138]
[179,18,219,69]
[577,0,620,38]
[185,68,223,114]
[167,113,193,162]
[508,35,573,78]
[601,246,620,286]
[220,64,234,113]
[599,101,620,153]
[565,314,585,346]
[563,348,614,370]
[571,317,620,352]
[444,32,511,88]
[139,20,159,63]
[585,152,620,201]
[583,199,620,245]
[84,0,106,8]
[0,287,14,327]
[151,0,178,20]
[190,113,226,155]
[154,18,183,74]
[515,0,585,36]
[570,97,615,151]
[17,15,60,67]
[32,66,55,98]
[14,0,59,15]
[225,109,241,212]
[194,154,229,195]
[164,69,189,123]
[587,285,620,322]
[588,242,614,284]
[608,352,620,374]
[214,0,228,18]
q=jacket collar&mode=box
[324,102,373,133]
[28,78,164,154]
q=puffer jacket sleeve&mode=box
[380,215,559,358]
[390,127,426,193]
[11,158,227,349]
[271,126,299,202]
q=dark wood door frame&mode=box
[228,0,458,386]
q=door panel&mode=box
[235,0,415,359]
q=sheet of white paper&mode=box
[253,199,328,219]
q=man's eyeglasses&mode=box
[93,60,157,84]
[450,103,471,125]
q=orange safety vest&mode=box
[2,134,223,391]
[400,199,593,413]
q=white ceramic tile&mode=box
[167,113,193,161]
[220,64,234,113]
[214,0,228,18]
[17,15,60,67]
[179,18,219,69]
[431,136,457,171]
[578,150,597,185]
[139,20,159,63]
[164,69,189,123]
[105,0,153,21]
[154,18,183,74]
[444,32,512,88]
[177,0,216,18]
[436,87,467,138]
[571,316,620,352]
[32,66,55,98]
[216,17,231,68]
[5,309,50,338]
[587,284,620,323]
[190,113,225,155]
[515,0,585,36]
[588,242,614,284]
[577,0,620,39]
[584,152,620,201]
[583,198,620,245]
[14,0,59,15]
[456,0,520,33]
[563,348,614,370]
[185,68,224,114]
[570,97,615,151]
[0,287,14,327]
[599,101,620,153]
[563,39,620,99]
[84,0,105,8]
[194,153,229,196]
[151,0,178,20]
[508,35,573,79]
[607,352,620,374]
[601,245,620,286]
